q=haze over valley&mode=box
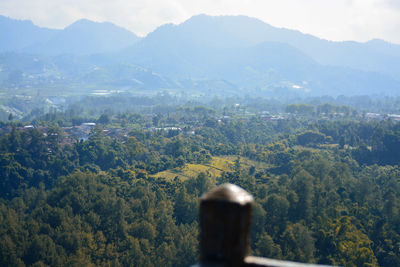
[1,13,400,101]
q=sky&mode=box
[0,0,400,44]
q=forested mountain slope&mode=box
[0,108,399,266]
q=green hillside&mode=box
[151,156,270,181]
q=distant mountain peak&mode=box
[185,13,265,22]
[64,18,130,32]
[0,14,58,52]
[25,18,140,55]
[180,14,277,31]
[0,14,34,25]
[67,18,93,26]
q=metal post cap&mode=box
[200,183,254,205]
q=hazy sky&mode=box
[1,0,400,43]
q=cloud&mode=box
[345,0,400,43]
[0,0,399,43]
[384,0,400,10]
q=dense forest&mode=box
[0,100,399,267]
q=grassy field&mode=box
[151,156,269,181]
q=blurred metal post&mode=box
[198,183,253,267]
[192,183,335,267]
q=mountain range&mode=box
[1,14,399,96]
[0,15,140,55]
